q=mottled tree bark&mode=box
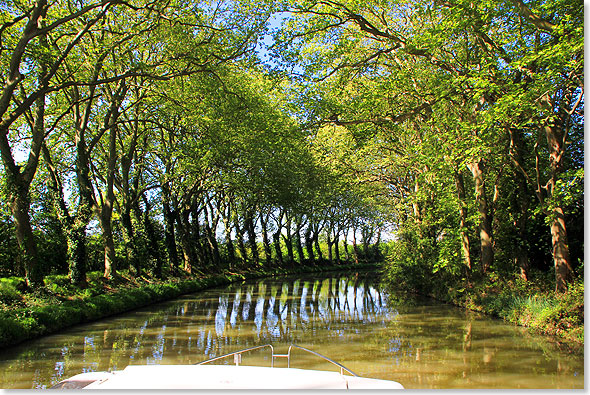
[342,229,350,261]
[0,3,48,287]
[453,169,472,272]
[191,211,207,270]
[98,93,121,280]
[468,159,494,273]
[361,226,372,262]
[99,203,117,279]
[8,182,42,285]
[545,122,573,292]
[0,88,46,286]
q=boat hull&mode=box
[54,365,404,389]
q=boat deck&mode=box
[58,365,403,389]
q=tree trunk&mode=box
[162,184,179,275]
[351,229,359,264]
[99,204,117,280]
[43,144,89,286]
[362,228,371,262]
[550,206,571,292]
[454,169,472,272]
[283,216,294,264]
[9,186,42,286]
[132,199,151,275]
[142,194,163,278]
[222,210,236,268]
[334,232,340,264]
[70,128,96,285]
[305,227,315,262]
[468,159,494,273]
[178,208,195,274]
[99,112,118,280]
[313,229,323,261]
[70,172,94,286]
[372,230,381,259]
[260,215,273,268]
[326,233,333,264]
[203,205,221,269]
[245,213,259,267]
[65,222,88,286]
[121,206,140,276]
[0,34,47,287]
[273,230,284,266]
[191,213,207,271]
[284,234,295,264]
[508,128,530,281]
[343,229,350,261]
[234,217,248,266]
[295,226,305,264]
[545,123,573,292]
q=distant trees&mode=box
[0,0,381,286]
[0,0,582,295]
[272,0,583,292]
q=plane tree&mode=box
[273,0,583,292]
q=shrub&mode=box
[0,279,22,304]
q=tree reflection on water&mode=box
[0,271,583,389]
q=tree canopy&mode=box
[0,0,583,294]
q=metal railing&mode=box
[195,344,358,377]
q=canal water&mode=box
[0,271,583,389]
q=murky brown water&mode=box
[0,271,583,389]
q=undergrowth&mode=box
[383,262,584,345]
[0,262,372,349]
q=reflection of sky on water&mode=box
[215,296,228,336]
[0,272,584,389]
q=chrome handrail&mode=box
[194,344,358,377]
[195,344,275,367]
[287,344,358,377]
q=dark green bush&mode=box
[0,279,22,304]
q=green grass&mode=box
[383,261,584,345]
[456,276,584,344]
[0,262,374,349]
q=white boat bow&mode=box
[51,344,404,389]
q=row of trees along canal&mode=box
[0,0,385,288]
[0,0,583,294]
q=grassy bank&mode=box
[454,274,584,346]
[382,264,584,346]
[0,262,375,349]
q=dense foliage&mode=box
[0,0,385,288]
[270,0,583,295]
[0,0,583,321]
